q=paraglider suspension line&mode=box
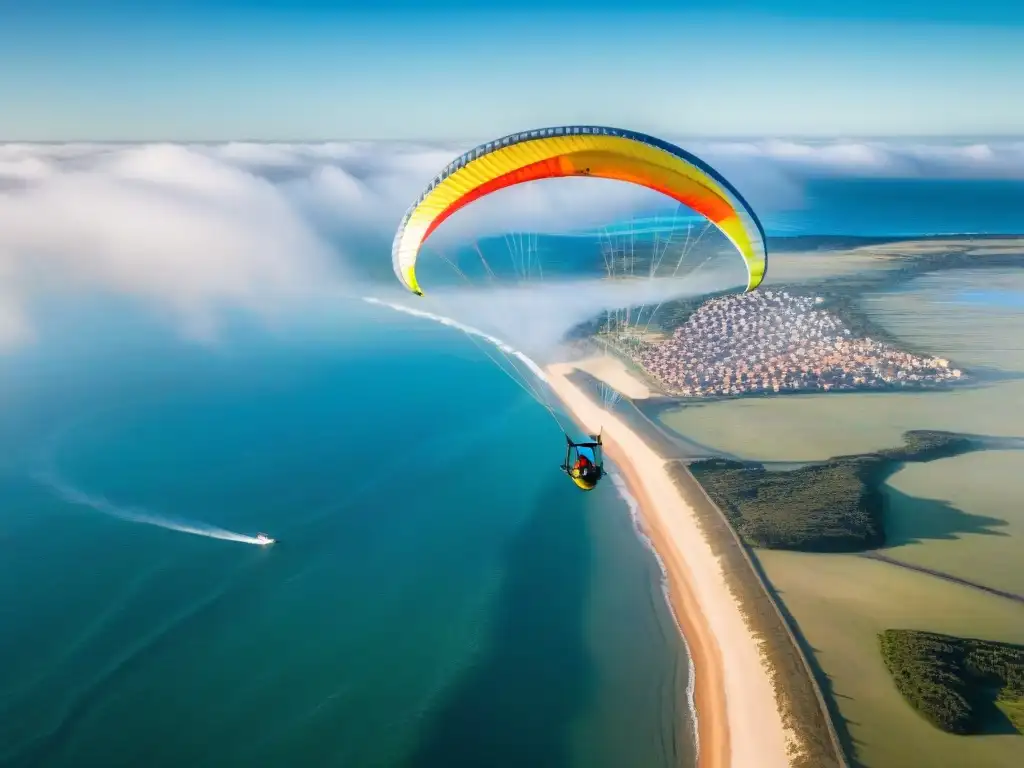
[426,245,570,435]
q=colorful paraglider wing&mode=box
[391,126,767,296]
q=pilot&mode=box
[574,454,596,479]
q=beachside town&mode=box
[620,290,964,397]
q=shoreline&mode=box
[545,363,794,768]
[360,296,802,767]
[606,439,729,768]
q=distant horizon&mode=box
[5,133,1024,145]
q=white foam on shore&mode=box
[609,469,700,761]
[362,296,548,383]
[364,294,700,759]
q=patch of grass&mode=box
[689,431,977,552]
[879,629,1024,735]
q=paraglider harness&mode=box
[561,431,604,489]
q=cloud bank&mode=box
[1,137,1022,352]
[691,138,1024,180]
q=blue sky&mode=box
[3,0,1024,140]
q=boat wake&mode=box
[33,471,268,546]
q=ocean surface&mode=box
[0,302,688,768]
[2,175,1023,768]
[570,178,1024,240]
[759,177,1024,237]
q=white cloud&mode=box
[1,136,1022,353]
[401,270,739,362]
[0,292,33,349]
[0,144,343,350]
[689,138,1024,179]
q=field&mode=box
[657,378,1024,463]
[884,452,1024,597]
[757,551,1024,768]
[648,246,1024,767]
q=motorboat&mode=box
[255,533,276,546]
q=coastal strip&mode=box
[672,463,849,768]
[546,363,794,768]
[607,439,728,768]
[362,296,795,767]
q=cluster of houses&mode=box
[630,290,964,396]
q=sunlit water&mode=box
[3,174,1024,768]
[0,302,689,768]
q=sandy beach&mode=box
[572,355,653,400]
[546,362,794,768]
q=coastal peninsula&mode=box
[560,235,1024,766]
[582,234,1024,404]
[689,431,978,552]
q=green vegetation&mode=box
[689,431,977,551]
[690,455,883,551]
[879,629,1024,735]
[878,430,976,463]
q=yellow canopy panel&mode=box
[391,125,768,296]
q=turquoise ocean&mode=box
[2,176,1023,768]
[0,299,688,768]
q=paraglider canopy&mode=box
[561,433,605,491]
[392,125,768,297]
[387,126,769,491]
